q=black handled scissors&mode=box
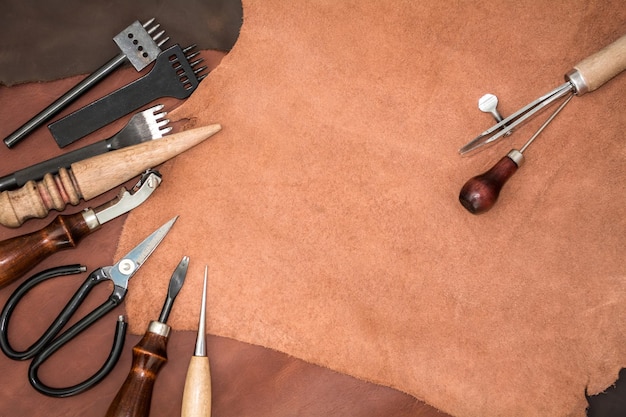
[0,216,177,397]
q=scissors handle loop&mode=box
[29,316,127,397]
[0,264,129,396]
[0,265,86,360]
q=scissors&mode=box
[0,216,177,397]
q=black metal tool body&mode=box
[49,45,207,147]
[0,105,170,192]
[3,19,168,149]
[0,217,177,397]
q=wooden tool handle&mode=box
[0,211,94,288]
[459,151,522,214]
[0,169,82,228]
[0,124,221,228]
[181,356,212,417]
[105,322,170,417]
[570,34,626,94]
[73,124,222,200]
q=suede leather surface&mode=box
[109,1,626,417]
[0,64,445,416]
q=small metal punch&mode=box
[4,18,169,148]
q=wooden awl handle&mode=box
[105,321,170,417]
[568,33,626,95]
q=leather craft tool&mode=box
[0,170,162,288]
[457,33,626,214]
[0,124,221,228]
[459,33,626,155]
[0,217,177,397]
[181,265,212,417]
[0,105,170,192]
[105,255,189,417]
[49,44,208,147]
[3,19,169,148]
[460,93,574,214]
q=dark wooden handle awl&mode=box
[105,321,170,417]
[459,150,523,214]
[0,211,94,288]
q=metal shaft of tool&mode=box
[195,266,208,356]
[158,256,190,323]
[3,55,126,148]
[519,92,575,154]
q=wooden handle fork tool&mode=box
[458,33,626,214]
[0,124,221,228]
[105,256,189,417]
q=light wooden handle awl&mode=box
[568,33,626,95]
[0,124,221,227]
[181,356,212,417]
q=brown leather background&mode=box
[116,1,626,417]
[0,1,624,417]
[0,3,447,414]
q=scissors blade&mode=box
[109,216,178,288]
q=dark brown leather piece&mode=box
[0,0,242,85]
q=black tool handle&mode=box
[0,266,120,360]
[0,140,111,192]
[49,45,196,147]
[28,314,127,397]
[0,265,84,357]
[3,54,127,148]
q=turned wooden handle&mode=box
[181,356,212,417]
[0,211,94,288]
[0,169,82,227]
[570,34,626,94]
[74,124,222,200]
[0,124,221,228]
[105,322,170,417]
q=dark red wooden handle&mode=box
[0,211,92,288]
[459,155,520,214]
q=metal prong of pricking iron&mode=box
[0,105,170,192]
[48,45,210,146]
[3,19,168,149]
[459,81,574,155]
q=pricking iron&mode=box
[3,19,169,149]
[49,44,209,147]
[459,33,626,155]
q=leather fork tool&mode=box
[49,45,209,147]
[3,19,169,149]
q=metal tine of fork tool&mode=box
[49,44,210,147]
[0,105,170,192]
[3,18,169,149]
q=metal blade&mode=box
[459,81,574,155]
[158,256,190,323]
[109,216,178,289]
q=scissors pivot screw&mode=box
[118,259,136,275]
